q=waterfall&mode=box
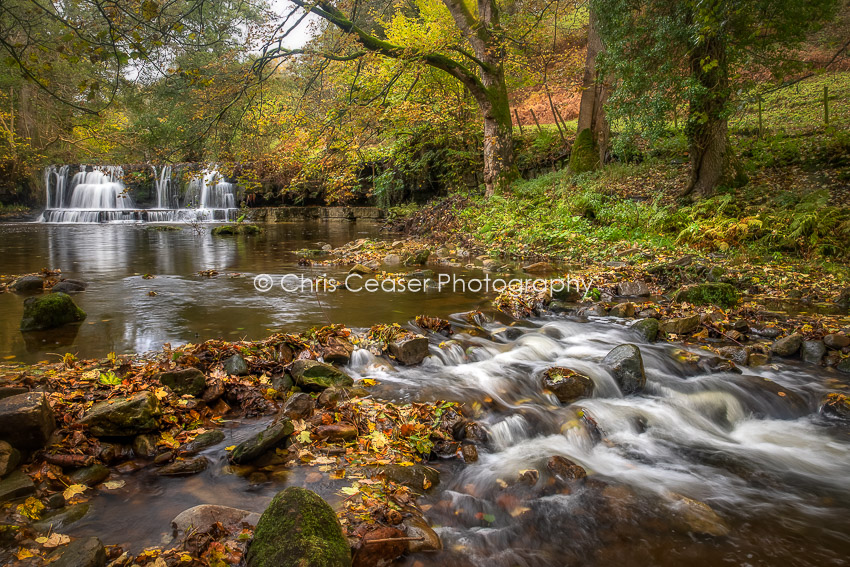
[152,165,174,209]
[44,165,70,209]
[67,167,133,210]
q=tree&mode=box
[592,0,841,198]
[574,7,607,167]
[258,0,526,196]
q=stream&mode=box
[1,222,849,566]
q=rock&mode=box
[10,275,44,292]
[132,433,159,459]
[724,375,809,419]
[837,357,850,374]
[541,367,594,404]
[666,494,730,537]
[49,536,106,567]
[322,337,354,365]
[551,284,582,302]
[752,325,782,339]
[0,387,28,400]
[158,456,209,476]
[824,333,850,349]
[404,249,430,266]
[404,516,442,553]
[602,344,646,395]
[748,352,770,366]
[317,387,344,407]
[637,308,659,319]
[548,300,571,314]
[380,464,439,490]
[171,505,260,539]
[282,392,316,420]
[20,292,87,331]
[461,443,478,463]
[546,455,587,481]
[247,487,351,567]
[0,441,20,477]
[674,283,739,308]
[660,314,701,335]
[224,354,249,376]
[353,526,407,567]
[230,420,294,464]
[716,346,748,366]
[289,360,353,391]
[33,503,90,532]
[578,303,608,317]
[79,392,161,437]
[51,280,87,293]
[631,318,659,342]
[522,261,553,274]
[608,302,636,318]
[0,469,33,502]
[348,264,373,275]
[617,280,650,297]
[518,468,539,485]
[801,340,826,364]
[315,423,358,441]
[69,464,109,487]
[383,254,401,266]
[771,333,803,357]
[181,430,226,455]
[0,392,56,449]
[820,393,850,420]
[388,335,430,365]
[157,367,206,397]
[271,374,294,396]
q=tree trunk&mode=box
[480,69,515,197]
[683,32,730,198]
[576,11,609,164]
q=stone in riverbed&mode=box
[602,344,646,395]
[522,261,554,275]
[801,340,826,364]
[771,333,803,357]
[546,455,587,481]
[282,392,316,420]
[820,393,850,420]
[541,367,594,404]
[79,392,161,437]
[247,487,351,567]
[10,275,44,293]
[69,464,109,487]
[617,280,650,297]
[229,420,294,464]
[156,367,206,397]
[158,456,209,476]
[403,516,442,553]
[383,254,401,266]
[608,302,636,318]
[353,526,407,567]
[33,502,90,532]
[388,335,430,365]
[51,279,87,293]
[132,433,159,459]
[348,263,373,275]
[0,469,34,502]
[224,353,249,376]
[0,441,20,478]
[380,463,439,491]
[322,337,354,365]
[49,536,106,567]
[665,494,730,537]
[180,430,226,456]
[716,346,748,366]
[659,314,701,335]
[631,318,659,342]
[20,292,87,331]
[823,333,850,349]
[289,360,353,391]
[837,357,850,374]
[0,392,56,450]
[315,423,358,441]
[171,504,260,539]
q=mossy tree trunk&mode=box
[575,9,609,166]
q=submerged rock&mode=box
[229,420,294,464]
[546,455,587,481]
[157,367,206,397]
[79,392,161,437]
[69,464,109,487]
[158,456,209,476]
[289,360,353,391]
[247,487,351,567]
[10,275,44,293]
[380,463,439,491]
[0,469,34,503]
[49,536,106,567]
[33,502,90,532]
[666,494,730,537]
[0,392,56,449]
[51,279,87,293]
[541,367,594,404]
[20,292,87,331]
[602,344,646,395]
[631,318,659,342]
[388,335,430,365]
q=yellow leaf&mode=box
[63,484,87,500]
[15,548,37,560]
[17,497,45,519]
[225,445,236,451]
[102,480,125,490]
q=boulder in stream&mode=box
[0,469,34,503]
[49,536,106,567]
[10,275,45,293]
[631,318,659,342]
[380,463,440,491]
[388,335,430,365]
[820,393,850,421]
[771,333,803,357]
[0,392,56,450]
[157,367,206,397]
[801,340,826,364]
[602,344,646,395]
[0,441,21,478]
[229,419,294,464]
[20,292,87,331]
[224,353,250,376]
[541,367,594,404]
[79,392,161,437]
[665,494,730,537]
[247,486,351,567]
[158,456,209,476]
[659,314,700,335]
[289,360,353,391]
[171,504,260,540]
[51,279,87,293]
[546,455,587,481]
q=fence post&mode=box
[824,85,829,126]
[529,108,543,134]
[757,95,763,139]
[513,108,525,136]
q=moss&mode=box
[569,128,600,174]
[145,225,182,232]
[211,224,262,236]
[247,487,351,567]
[20,293,87,331]
[674,282,740,308]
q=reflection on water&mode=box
[0,222,486,362]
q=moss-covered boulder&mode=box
[156,368,206,397]
[229,420,294,464]
[674,283,739,308]
[631,318,659,342]
[20,293,86,331]
[289,360,353,391]
[78,392,161,437]
[569,128,600,174]
[211,224,262,236]
[247,487,351,567]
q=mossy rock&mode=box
[20,293,87,331]
[212,224,262,236]
[78,392,161,437]
[674,283,740,308]
[247,487,351,567]
[569,128,600,174]
[145,225,182,232]
[289,360,353,391]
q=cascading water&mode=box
[39,164,238,223]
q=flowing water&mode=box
[1,221,849,566]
